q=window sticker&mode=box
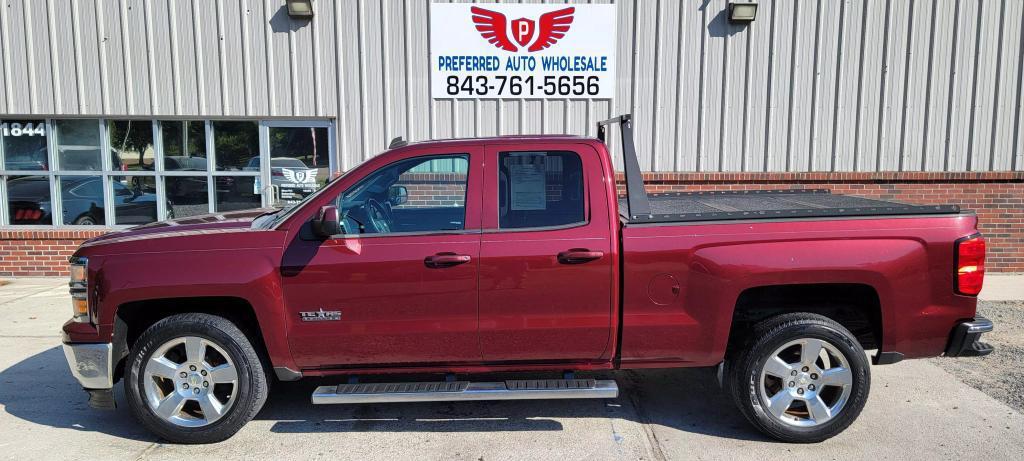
[508,153,547,210]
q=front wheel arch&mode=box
[112,297,271,385]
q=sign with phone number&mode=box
[430,3,617,99]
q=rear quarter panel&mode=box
[619,214,980,367]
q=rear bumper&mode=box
[944,316,994,358]
[62,342,113,390]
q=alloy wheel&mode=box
[142,336,239,427]
[758,338,854,427]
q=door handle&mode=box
[424,252,472,268]
[557,249,604,265]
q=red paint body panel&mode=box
[619,214,980,366]
[64,135,980,379]
[477,142,619,362]
[278,143,485,367]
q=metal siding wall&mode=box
[0,0,1022,172]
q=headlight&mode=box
[69,256,90,323]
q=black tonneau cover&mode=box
[597,114,961,224]
[617,189,960,224]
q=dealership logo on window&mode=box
[472,6,574,53]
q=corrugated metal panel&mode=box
[0,0,1021,172]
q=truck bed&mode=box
[618,189,961,224]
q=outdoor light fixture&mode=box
[728,2,758,23]
[286,0,313,18]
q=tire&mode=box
[73,215,97,225]
[725,313,870,443]
[124,313,269,444]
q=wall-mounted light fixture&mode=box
[286,0,314,18]
[728,2,758,23]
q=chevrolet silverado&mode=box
[61,115,993,444]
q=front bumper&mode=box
[62,342,113,389]
[944,316,994,357]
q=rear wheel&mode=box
[726,313,870,443]
[124,313,268,444]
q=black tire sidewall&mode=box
[735,319,870,443]
[124,314,266,444]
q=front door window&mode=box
[336,155,469,235]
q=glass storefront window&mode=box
[2,120,49,171]
[58,176,105,225]
[54,119,102,171]
[215,176,261,212]
[2,118,333,227]
[108,120,155,171]
[213,121,259,171]
[165,176,209,218]
[5,175,52,225]
[161,121,207,171]
[112,176,159,225]
[267,126,329,205]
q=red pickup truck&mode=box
[62,115,992,444]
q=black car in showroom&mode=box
[6,176,166,225]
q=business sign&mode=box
[430,3,617,99]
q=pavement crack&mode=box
[135,441,161,460]
[0,335,61,338]
[624,371,668,461]
[0,285,66,307]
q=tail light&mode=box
[955,235,985,296]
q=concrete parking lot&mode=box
[1,277,1023,460]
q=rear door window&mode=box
[497,151,585,229]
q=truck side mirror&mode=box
[311,205,343,239]
[388,185,409,206]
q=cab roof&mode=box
[393,134,600,149]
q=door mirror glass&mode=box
[312,205,343,238]
[388,185,409,206]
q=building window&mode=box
[0,118,334,227]
[161,121,207,171]
[109,120,156,171]
[2,120,48,171]
[53,119,103,171]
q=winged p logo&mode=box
[471,6,575,53]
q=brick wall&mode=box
[616,172,1023,272]
[395,173,468,208]
[0,230,107,277]
[1,172,1021,276]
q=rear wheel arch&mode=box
[726,283,884,354]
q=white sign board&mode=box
[430,3,617,99]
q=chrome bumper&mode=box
[62,342,113,389]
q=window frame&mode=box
[333,153,473,239]
[491,149,591,233]
[0,118,336,228]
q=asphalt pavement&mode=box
[1,277,1023,460]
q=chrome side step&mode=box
[311,379,619,404]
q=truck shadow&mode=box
[1,347,769,442]
[261,369,769,441]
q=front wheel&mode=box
[726,313,870,443]
[124,313,269,444]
